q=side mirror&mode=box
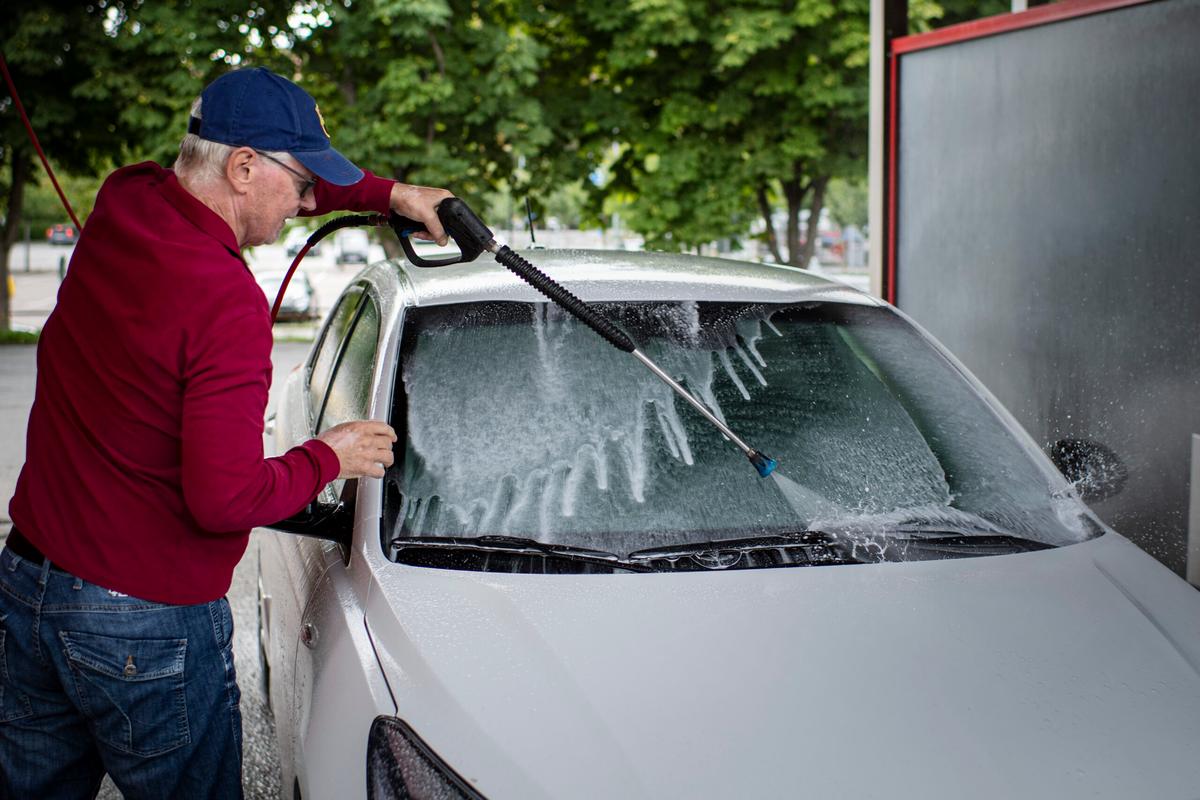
[265,480,355,548]
[1049,438,1128,502]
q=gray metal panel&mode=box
[896,0,1200,572]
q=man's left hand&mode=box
[390,183,455,246]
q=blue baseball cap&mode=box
[188,67,363,186]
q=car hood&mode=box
[364,532,1200,799]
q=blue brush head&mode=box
[749,450,778,478]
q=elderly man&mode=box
[0,68,450,799]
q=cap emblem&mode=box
[314,104,331,140]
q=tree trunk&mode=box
[1,154,31,331]
[798,175,830,269]
[756,184,783,264]
[781,174,808,267]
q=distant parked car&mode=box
[46,224,77,245]
[258,250,1200,800]
[335,228,370,266]
[256,268,318,322]
[285,227,322,258]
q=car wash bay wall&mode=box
[888,0,1200,574]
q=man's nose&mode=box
[300,191,317,212]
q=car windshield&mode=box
[387,300,1094,558]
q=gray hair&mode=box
[174,97,292,184]
[174,98,234,184]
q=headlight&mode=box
[367,716,486,800]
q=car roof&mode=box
[363,249,879,309]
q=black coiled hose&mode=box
[493,245,637,353]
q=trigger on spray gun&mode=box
[387,201,491,268]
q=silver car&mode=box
[258,250,1200,800]
[256,268,319,322]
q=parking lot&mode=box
[7,237,387,336]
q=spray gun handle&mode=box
[387,213,458,267]
[388,198,494,268]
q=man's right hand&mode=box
[390,182,455,246]
[317,421,397,479]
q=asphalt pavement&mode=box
[1,339,311,800]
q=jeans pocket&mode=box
[60,630,190,756]
[211,597,234,652]
[0,623,34,723]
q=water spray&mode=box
[273,198,778,478]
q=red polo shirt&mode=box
[9,161,394,604]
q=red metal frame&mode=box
[894,0,1156,54]
[883,0,1158,304]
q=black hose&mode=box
[493,245,636,353]
[311,213,386,242]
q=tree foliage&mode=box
[0,0,293,329]
[520,0,872,264]
[826,177,868,231]
[287,0,553,210]
[1,0,996,329]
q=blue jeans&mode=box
[0,546,243,799]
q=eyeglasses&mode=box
[253,149,318,199]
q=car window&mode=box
[308,287,365,426]
[390,300,1095,558]
[316,295,380,433]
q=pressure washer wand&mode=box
[394,199,778,478]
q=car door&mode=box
[261,285,374,791]
[289,285,399,799]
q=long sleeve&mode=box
[305,168,394,217]
[180,299,340,533]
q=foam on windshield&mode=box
[391,301,1036,554]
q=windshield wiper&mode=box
[626,531,866,570]
[881,528,1054,554]
[388,535,656,573]
[626,528,1053,570]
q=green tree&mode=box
[930,0,1010,28]
[525,0,872,265]
[280,0,559,256]
[826,177,867,231]
[0,0,293,331]
[18,170,106,232]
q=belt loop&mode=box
[38,558,52,586]
[73,576,84,590]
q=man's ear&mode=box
[225,147,256,195]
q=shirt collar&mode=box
[155,165,243,260]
